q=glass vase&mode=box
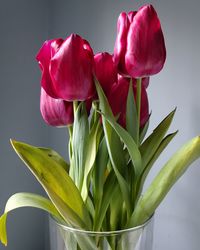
[49,215,154,250]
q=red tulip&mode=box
[36,34,95,101]
[107,76,149,128]
[94,52,117,95]
[40,88,73,127]
[114,4,166,78]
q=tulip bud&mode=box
[50,34,95,101]
[107,76,149,128]
[114,4,166,78]
[94,52,117,95]
[36,34,95,101]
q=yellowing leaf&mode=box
[0,193,63,246]
[11,140,91,229]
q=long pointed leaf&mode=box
[129,136,200,227]
[94,172,118,231]
[104,121,131,217]
[140,109,176,169]
[135,131,178,204]
[72,102,89,189]
[95,80,142,177]
[126,79,138,142]
[93,137,109,208]
[11,140,91,229]
[100,121,131,217]
[140,131,178,187]
[99,111,142,177]
[139,117,150,144]
[81,120,102,201]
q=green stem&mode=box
[67,125,73,162]
[72,100,79,186]
[136,78,142,145]
[73,100,79,114]
[68,125,75,181]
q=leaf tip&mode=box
[173,107,177,114]
[10,139,18,150]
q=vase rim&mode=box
[50,214,154,236]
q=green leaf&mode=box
[85,195,95,219]
[0,193,63,246]
[90,101,100,130]
[139,118,150,144]
[93,137,109,207]
[95,79,142,217]
[95,80,142,177]
[109,184,123,231]
[94,172,118,231]
[126,79,138,142]
[81,119,102,201]
[136,131,178,201]
[140,109,176,169]
[11,140,91,229]
[67,125,73,163]
[129,136,200,227]
[72,102,89,189]
[99,111,142,177]
[104,122,131,218]
[135,78,142,144]
[38,147,69,172]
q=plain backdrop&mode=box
[0,0,200,249]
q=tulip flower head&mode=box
[36,34,95,101]
[114,4,166,78]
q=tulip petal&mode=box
[40,88,73,127]
[50,34,95,101]
[113,12,130,75]
[36,39,63,98]
[127,11,137,22]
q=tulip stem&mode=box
[136,78,142,145]
[67,125,73,161]
[73,101,79,115]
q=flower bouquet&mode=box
[1,4,200,250]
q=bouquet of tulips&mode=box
[1,4,200,249]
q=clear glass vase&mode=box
[49,215,154,250]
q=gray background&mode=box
[0,0,200,249]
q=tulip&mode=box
[107,76,149,128]
[114,4,166,78]
[94,52,117,95]
[40,88,73,127]
[36,34,95,101]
